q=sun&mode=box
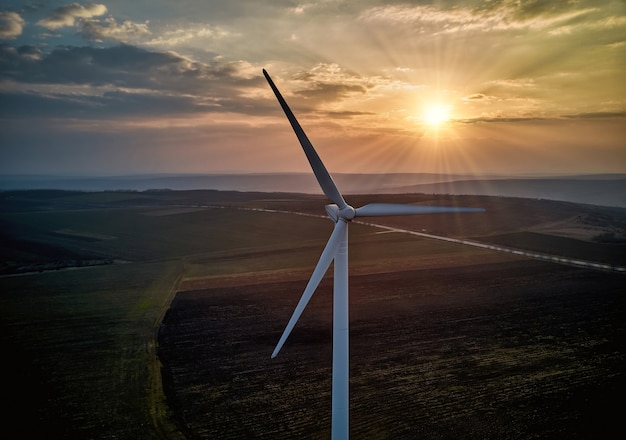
[423,104,451,127]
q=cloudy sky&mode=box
[1,1,624,176]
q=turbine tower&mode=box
[263,69,484,439]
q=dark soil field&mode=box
[159,260,624,439]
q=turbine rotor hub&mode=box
[338,204,356,221]
[325,204,356,222]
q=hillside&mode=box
[397,178,626,208]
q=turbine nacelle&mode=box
[326,204,355,222]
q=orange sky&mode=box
[1,1,624,176]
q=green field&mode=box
[1,260,183,439]
[1,190,624,438]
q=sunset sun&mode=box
[423,104,451,127]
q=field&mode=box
[0,189,624,439]
[1,260,183,439]
[160,261,624,439]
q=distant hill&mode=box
[1,173,624,207]
[0,173,475,193]
[393,178,626,208]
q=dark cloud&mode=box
[0,43,260,94]
[0,85,277,120]
[324,110,375,119]
[563,111,626,119]
[463,93,487,100]
[456,116,549,124]
[286,64,371,104]
[0,91,97,117]
[0,42,274,121]
[0,90,206,119]
[458,111,626,124]
[0,44,177,87]
[510,0,581,19]
[294,82,367,102]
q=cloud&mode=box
[563,111,626,119]
[0,89,206,119]
[462,93,487,101]
[358,2,597,34]
[360,4,474,26]
[37,3,108,30]
[457,110,626,125]
[324,110,375,119]
[0,12,25,39]
[0,43,270,121]
[144,25,229,47]
[507,0,584,20]
[289,63,372,103]
[487,79,536,88]
[0,44,246,91]
[457,116,549,124]
[294,82,366,102]
[33,3,150,43]
[79,17,151,42]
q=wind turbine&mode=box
[263,69,484,439]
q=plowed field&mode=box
[159,260,624,439]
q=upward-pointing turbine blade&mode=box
[263,69,347,208]
[355,203,485,217]
[272,220,347,359]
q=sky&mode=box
[0,0,625,177]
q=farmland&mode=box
[160,261,624,439]
[1,260,183,439]
[0,189,624,439]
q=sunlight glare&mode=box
[423,104,451,127]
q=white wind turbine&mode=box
[264,69,484,439]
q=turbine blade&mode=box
[355,203,485,217]
[263,69,347,208]
[272,220,347,359]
